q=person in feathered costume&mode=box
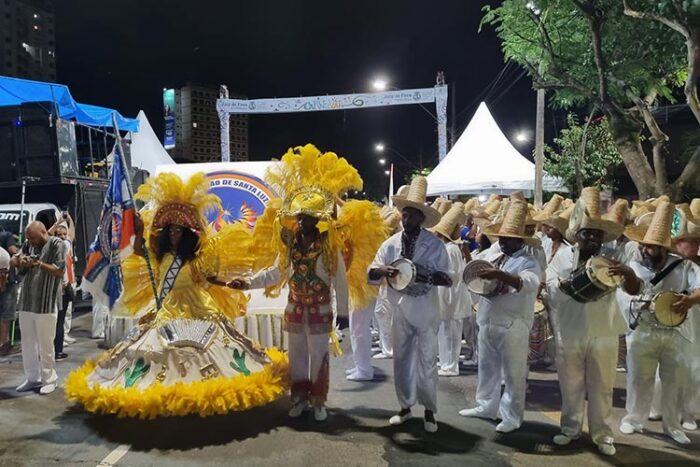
[232,144,384,421]
[65,172,288,419]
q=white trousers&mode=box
[350,300,375,376]
[392,310,438,412]
[288,331,329,404]
[557,335,617,445]
[474,321,529,426]
[438,319,463,373]
[18,311,58,385]
[91,301,108,338]
[374,296,393,356]
[623,328,687,434]
[63,301,72,334]
[462,313,477,359]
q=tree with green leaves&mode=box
[544,114,624,195]
[482,0,700,200]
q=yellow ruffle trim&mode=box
[64,348,289,419]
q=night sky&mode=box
[54,0,549,197]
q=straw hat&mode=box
[690,199,700,218]
[625,201,675,249]
[673,203,700,241]
[542,205,574,235]
[566,186,624,243]
[507,192,537,226]
[482,199,533,241]
[436,199,452,216]
[0,246,10,270]
[532,194,565,222]
[395,185,409,197]
[463,198,479,215]
[391,176,441,228]
[430,202,465,241]
[604,198,631,226]
[380,205,402,234]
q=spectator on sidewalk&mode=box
[0,228,20,356]
[12,221,67,395]
[48,214,76,360]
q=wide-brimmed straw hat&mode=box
[395,185,409,197]
[625,201,676,249]
[380,205,402,234]
[542,205,574,235]
[463,198,479,215]
[482,199,534,242]
[673,203,700,241]
[435,199,452,216]
[430,202,465,241]
[566,187,624,243]
[690,199,700,218]
[391,176,441,228]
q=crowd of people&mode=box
[2,145,699,458]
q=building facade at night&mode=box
[0,0,56,82]
[168,84,249,162]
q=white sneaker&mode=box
[313,406,327,422]
[64,334,76,344]
[438,369,459,377]
[424,419,438,433]
[669,430,691,445]
[39,383,56,395]
[288,401,306,418]
[619,422,642,434]
[496,421,520,433]
[389,410,412,426]
[682,419,697,431]
[373,352,392,360]
[552,433,577,446]
[458,407,496,420]
[346,371,374,382]
[15,380,41,392]
[598,442,616,456]
[345,367,357,375]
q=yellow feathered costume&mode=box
[65,172,288,419]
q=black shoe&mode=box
[56,352,68,360]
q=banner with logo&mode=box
[163,89,176,149]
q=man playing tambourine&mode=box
[618,201,700,445]
[368,176,451,433]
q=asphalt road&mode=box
[1,312,698,467]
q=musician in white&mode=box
[619,202,700,445]
[459,200,541,433]
[545,187,633,456]
[430,202,471,377]
[368,176,450,433]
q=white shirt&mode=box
[436,241,471,321]
[369,229,449,330]
[546,245,628,342]
[474,243,541,328]
[620,255,700,343]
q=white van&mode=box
[0,203,62,236]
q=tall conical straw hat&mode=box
[566,186,624,243]
[533,194,565,222]
[395,185,409,197]
[380,205,402,235]
[542,205,574,235]
[482,199,532,240]
[463,198,479,215]
[430,202,465,241]
[391,176,441,227]
[625,201,675,249]
[604,198,630,226]
[437,199,452,216]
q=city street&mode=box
[1,312,698,467]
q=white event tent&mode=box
[129,110,176,175]
[426,102,566,196]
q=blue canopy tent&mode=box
[0,75,139,132]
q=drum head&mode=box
[463,260,498,295]
[654,291,686,327]
[388,259,415,291]
[588,256,622,288]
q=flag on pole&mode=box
[388,163,394,208]
[82,144,136,308]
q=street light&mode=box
[372,78,389,91]
[384,170,391,176]
[375,143,385,152]
[515,131,529,144]
[378,158,387,165]
[373,142,421,169]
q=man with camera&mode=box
[11,221,67,395]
